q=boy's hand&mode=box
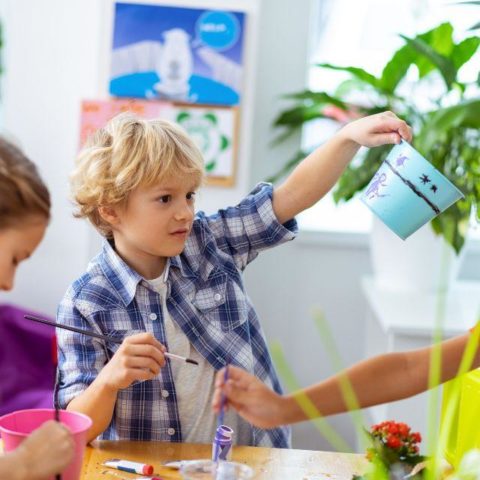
[212,365,287,429]
[97,332,166,391]
[12,420,74,480]
[339,111,413,148]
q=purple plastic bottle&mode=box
[212,425,234,461]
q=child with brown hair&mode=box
[0,137,74,480]
[57,111,411,446]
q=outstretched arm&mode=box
[272,111,412,224]
[213,332,478,429]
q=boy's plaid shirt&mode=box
[56,183,296,447]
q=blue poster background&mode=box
[110,2,246,105]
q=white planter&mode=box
[370,216,464,293]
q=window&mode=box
[299,0,480,235]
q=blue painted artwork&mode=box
[110,3,246,105]
[362,141,464,240]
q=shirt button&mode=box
[161,390,169,398]
[167,428,176,436]
[214,293,222,302]
[149,313,157,321]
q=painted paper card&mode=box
[79,98,174,147]
[165,104,238,186]
[79,99,238,186]
[109,3,246,105]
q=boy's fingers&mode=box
[125,332,166,351]
[124,355,162,374]
[123,344,166,367]
[371,132,402,147]
[377,116,413,142]
[133,368,157,382]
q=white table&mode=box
[361,277,480,450]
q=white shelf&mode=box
[360,277,480,452]
[361,277,480,337]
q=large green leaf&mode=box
[315,63,380,89]
[450,36,480,70]
[400,34,457,88]
[282,90,347,109]
[415,99,480,153]
[273,104,328,127]
[431,204,468,254]
[414,23,455,78]
[379,45,416,94]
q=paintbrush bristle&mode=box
[186,358,199,365]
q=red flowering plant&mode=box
[354,421,425,479]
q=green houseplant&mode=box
[270,21,480,254]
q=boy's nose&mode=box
[174,203,194,221]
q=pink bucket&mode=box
[0,409,92,480]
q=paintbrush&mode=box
[24,314,199,366]
[213,361,230,462]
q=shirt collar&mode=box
[99,240,143,307]
[99,241,197,306]
[169,249,198,280]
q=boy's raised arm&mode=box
[272,112,412,224]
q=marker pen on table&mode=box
[103,459,154,475]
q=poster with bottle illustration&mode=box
[79,99,238,186]
[109,2,246,105]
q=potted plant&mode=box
[354,421,425,480]
[270,21,480,291]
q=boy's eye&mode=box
[12,257,18,267]
[186,192,196,201]
[158,195,171,203]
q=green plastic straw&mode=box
[270,340,352,452]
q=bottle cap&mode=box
[216,425,234,439]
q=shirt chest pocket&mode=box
[192,271,248,332]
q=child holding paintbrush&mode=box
[0,137,74,480]
[56,110,411,447]
[212,327,480,428]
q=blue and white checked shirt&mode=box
[56,183,297,447]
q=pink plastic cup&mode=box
[0,408,92,480]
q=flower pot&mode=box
[362,141,464,240]
[370,216,464,293]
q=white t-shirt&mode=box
[147,271,250,444]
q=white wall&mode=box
[0,0,260,314]
[3,0,479,453]
[244,0,480,452]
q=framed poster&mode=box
[79,99,238,186]
[109,2,246,105]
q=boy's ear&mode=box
[98,205,120,225]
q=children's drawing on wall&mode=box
[167,104,238,186]
[79,99,238,186]
[109,3,246,105]
[78,99,174,147]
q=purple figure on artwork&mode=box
[396,153,408,167]
[365,172,388,199]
